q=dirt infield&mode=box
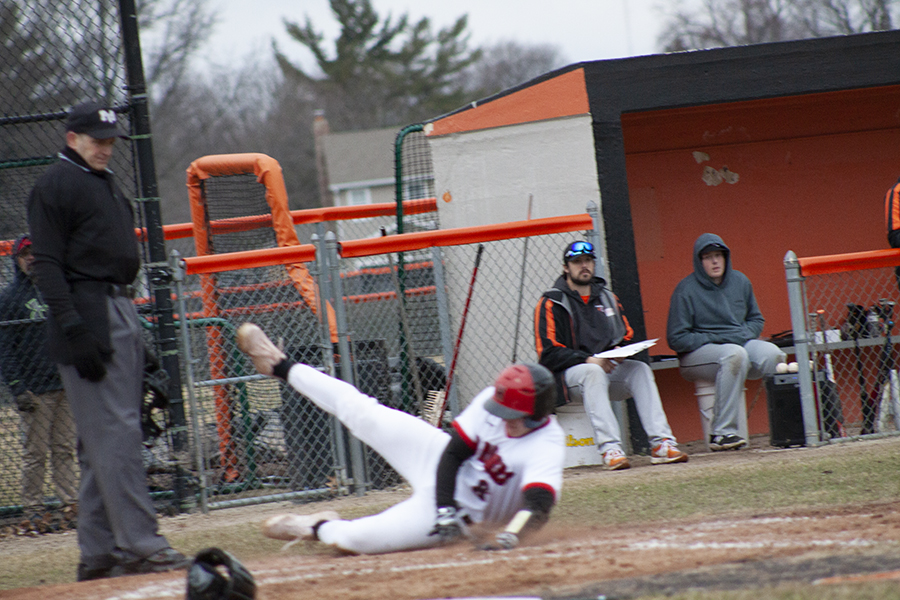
[2,437,900,600]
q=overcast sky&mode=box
[199,0,669,71]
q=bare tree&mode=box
[659,0,898,51]
[463,40,568,99]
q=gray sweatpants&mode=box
[59,295,169,569]
[565,359,676,454]
[678,340,785,437]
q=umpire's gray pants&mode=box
[678,340,785,437]
[59,296,168,568]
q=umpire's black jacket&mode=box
[27,146,140,365]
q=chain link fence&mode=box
[0,0,148,532]
[786,250,900,445]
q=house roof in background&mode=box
[321,127,398,188]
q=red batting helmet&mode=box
[485,363,556,423]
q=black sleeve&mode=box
[28,179,81,330]
[521,486,555,531]
[435,429,475,508]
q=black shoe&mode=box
[709,434,747,451]
[112,547,191,576]
[77,555,118,581]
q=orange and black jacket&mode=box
[534,275,633,405]
[885,176,900,248]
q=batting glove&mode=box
[429,506,466,543]
[479,531,518,551]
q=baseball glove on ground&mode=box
[187,547,256,600]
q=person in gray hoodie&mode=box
[666,233,785,451]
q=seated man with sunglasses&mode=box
[535,241,687,470]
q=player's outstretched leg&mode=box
[263,510,341,547]
[236,323,286,376]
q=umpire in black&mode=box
[27,101,189,580]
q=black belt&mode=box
[107,283,135,299]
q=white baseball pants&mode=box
[286,364,451,554]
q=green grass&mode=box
[649,581,900,600]
[555,440,900,526]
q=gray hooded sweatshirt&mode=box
[665,233,765,355]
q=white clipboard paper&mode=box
[594,338,658,359]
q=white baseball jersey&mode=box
[452,386,565,524]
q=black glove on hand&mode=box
[15,392,36,413]
[63,322,107,382]
[429,506,466,544]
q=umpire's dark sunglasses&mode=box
[564,241,594,259]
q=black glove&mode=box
[143,349,170,409]
[429,506,467,544]
[63,322,107,382]
[479,531,518,551]
[187,547,256,600]
[15,392,36,413]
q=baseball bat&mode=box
[875,299,898,432]
[816,309,846,438]
[439,243,485,425]
[848,303,876,434]
[510,194,533,363]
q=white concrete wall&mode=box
[429,115,607,408]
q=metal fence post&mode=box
[311,228,335,376]
[586,201,605,280]
[431,246,458,416]
[784,250,821,446]
[170,250,208,513]
[325,232,368,495]
[311,232,350,495]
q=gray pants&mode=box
[59,296,168,569]
[678,340,785,437]
[565,359,676,454]
[20,389,77,509]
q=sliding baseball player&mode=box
[236,323,565,554]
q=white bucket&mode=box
[555,403,602,468]
[695,381,748,450]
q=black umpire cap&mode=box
[66,101,129,140]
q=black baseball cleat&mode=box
[111,547,191,576]
[76,554,118,581]
[709,434,747,451]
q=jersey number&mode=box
[478,442,513,485]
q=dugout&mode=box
[424,30,900,443]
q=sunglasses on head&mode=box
[565,241,594,259]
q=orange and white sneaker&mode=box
[262,510,340,546]
[650,439,689,465]
[603,447,631,470]
[236,323,287,376]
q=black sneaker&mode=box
[112,547,191,576]
[77,555,118,581]
[709,434,747,451]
